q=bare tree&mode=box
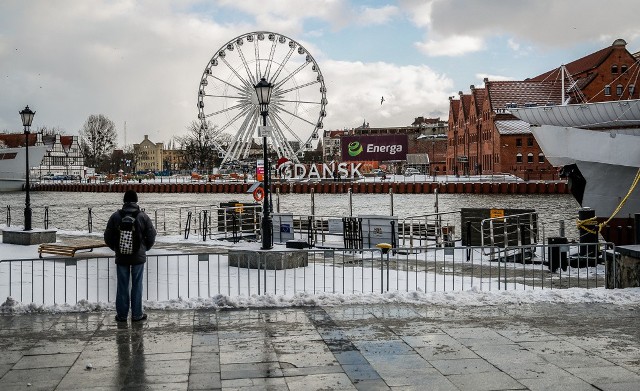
[175,120,222,173]
[36,126,66,136]
[79,114,117,171]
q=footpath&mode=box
[1,302,639,390]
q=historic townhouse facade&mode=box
[0,133,85,179]
[133,135,164,172]
[447,38,639,180]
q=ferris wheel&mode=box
[197,31,327,166]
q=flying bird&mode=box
[381,96,385,105]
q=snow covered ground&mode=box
[1,228,635,315]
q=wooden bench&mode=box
[38,240,109,258]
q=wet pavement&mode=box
[1,302,640,390]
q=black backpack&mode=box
[117,210,141,255]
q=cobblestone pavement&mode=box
[1,302,640,390]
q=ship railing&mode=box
[1,241,615,306]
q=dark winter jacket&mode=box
[104,202,156,265]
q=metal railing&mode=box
[0,241,614,306]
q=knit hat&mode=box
[123,189,138,203]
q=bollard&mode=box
[578,208,597,257]
[376,243,392,293]
[548,236,568,272]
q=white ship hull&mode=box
[0,146,48,192]
[531,124,640,216]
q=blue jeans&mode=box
[116,263,145,319]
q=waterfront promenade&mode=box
[32,177,570,196]
[1,301,640,390]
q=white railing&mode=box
[0,241,614,306]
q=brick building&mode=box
[323,118,448,173]
[447,38,639,179]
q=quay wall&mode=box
[32,181,570,195]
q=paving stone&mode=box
[220,362,283,380]
[1,303,640,390]
[285,372,357,390]
[429,357,499,375]
[188,371,222,389]
[446,371,526,391]
[13,352,79,369]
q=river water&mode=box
[0,191,581,239]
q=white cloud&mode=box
[415,35,485,57]
[475,73,516,87]
[354,5,400,26]
[322,60,453,128]
[507,38,520,51]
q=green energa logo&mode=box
[348,141,363,157]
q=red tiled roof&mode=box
[530,46,613,82]
[449,99,460,122]
[460,94,472,118]
[0,133,37,148]
[486,80,562,109]
[472,87,486,112]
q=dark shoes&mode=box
[132,314,147,322]
[115,315,128,322]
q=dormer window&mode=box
[617,84,623,96]
[605,85,611,96]
[611,65,618,74]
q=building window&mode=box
[622,65,628,73]
[527,153,534,163]
[527,137,534,147]
[538,153,545,163]
[611,65,618,74]
[605,85,611,96]
[515,138,522,147]
[516,153,523,163]
[630,85,635,96]
[617,84,623,96]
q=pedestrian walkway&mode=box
[1,302,640,390]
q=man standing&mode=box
[104,190,156,322]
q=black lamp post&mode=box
[255,77,273,250]
[19,105,35,231]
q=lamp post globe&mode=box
[19,105,35,231]
[254,77,273,250]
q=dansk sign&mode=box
[278,162,363,179]
[341,134,408,161]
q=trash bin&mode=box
[548,236,568,272]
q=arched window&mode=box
[538,153,545,163]
[516,153,523,163]
[630,85,635,96]
[621,65,628,73]
[605,85,611,96]
[617,84,624,96]
[527,153,534,163]
[611,65,618,74]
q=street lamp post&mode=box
[255,77,274,250]
[20,106,35,231]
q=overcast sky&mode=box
[2,0,639,147]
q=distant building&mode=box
[133,135,164,172]
[0,133,85,178]
[322,129,349,162]
[322,118,447,174]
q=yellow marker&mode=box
[376,243,392,250]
